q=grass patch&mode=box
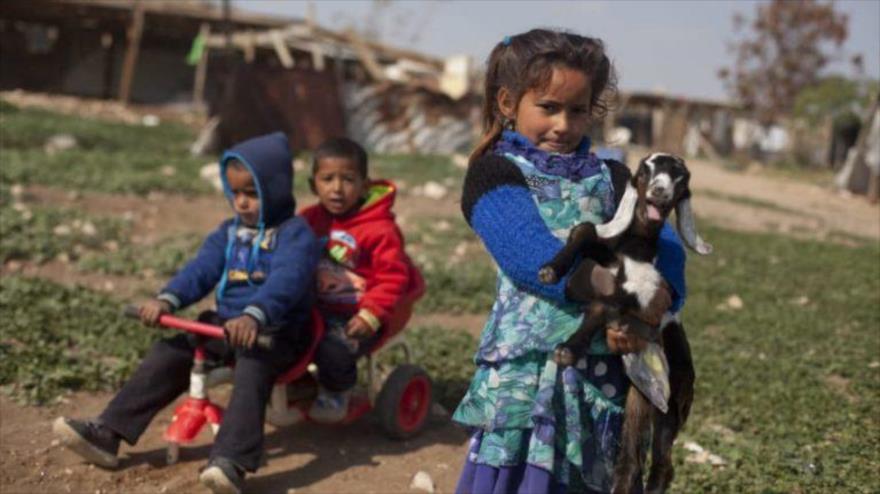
[0,103,211,195]
[77,233,203,277]
[0,276,155,405]
[675,225,880,492]
[0,186,129,264]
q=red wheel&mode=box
[376,365,432,439]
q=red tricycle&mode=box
[122,274,430,465]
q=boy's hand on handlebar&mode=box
[139,299,172,327]
[225,315,258,349]
[345,315,376,339]
[633,281,672,327]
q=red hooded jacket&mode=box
[300,180,420,329]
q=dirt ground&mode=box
[2,132,879,493]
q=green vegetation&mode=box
[0,186,128,264]
[77,233,203,277]
[675,224,880,492]
[0,103,211,195]
[0,276,155,404]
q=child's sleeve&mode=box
[461,155,569,304]
[357,224,410,329]
[656,223,687,313]
[158,221,230,311]
[241,217,319,328]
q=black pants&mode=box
[99,312,307,472]
[312,322,380,392]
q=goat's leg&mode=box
[539,222,600,284]
[646,322,695,494]
[612,386,652,494]
[555,302,606,367]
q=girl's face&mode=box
[310,157,368,217]
[500,66,592,154]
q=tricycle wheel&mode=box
[376,364,432,440]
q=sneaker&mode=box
[308,387,351,424]
[199,457,245,494]
[52,417,120,468]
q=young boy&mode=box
[52,132,319,494]
[300,137,420,423]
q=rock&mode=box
[53,224,72,236]
[293,159,308,171]
[80,221,97,237]
[410,471,434,493]
[199,163,223,192]
[421,181,448,200]
[726,295,743,310]
[792,295,810,306]
[160,165,176,177]
[10,184,24,198]
[141,114,160,127]
[451,153,468,169]
[868,361,880,369]
[44,134,78,154]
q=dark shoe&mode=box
[199,457,245,494]
[52,417,120,468]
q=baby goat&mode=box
[538,153,711,494]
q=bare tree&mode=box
[718,0,849,124]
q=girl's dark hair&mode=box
[471,29,618,163]
[313,137,369,178]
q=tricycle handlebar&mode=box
[123,305,274,350]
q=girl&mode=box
[453,29,687,493]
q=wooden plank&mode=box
[192,22,211,106]
[118,1,144,104]
[271,29,294,68]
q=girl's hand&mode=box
[634,281,672,327]
[139,299,171,327]
[225,315,258,349]
[606,325,647,354]
[345,315,376,339]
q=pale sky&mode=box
[235,0,880,102]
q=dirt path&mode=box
[0,393,469,494]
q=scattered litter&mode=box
[104,240,120,252]
[683,441,726,466]
[792,295,810,306]
[453,242,468,258]
[160,165,176,177]
[53,225,72,236]
[869,361,880,369]
[10,184,24,198]
[434,220,452,232]
[80,221,97,237]
[717,294,743,311]
[410,471,435,493]
[293,158,308,172]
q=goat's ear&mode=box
[597,182,637,239]
[675,196,713,255]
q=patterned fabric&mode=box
[452,148,627,491]
[493,130,605,182]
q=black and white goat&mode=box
[538,153,711,494]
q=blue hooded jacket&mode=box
[158,132,319,333]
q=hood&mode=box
[219,131,295,227]
[337,180,397,227]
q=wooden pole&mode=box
[118,2,145,104]
[193,22,211,107]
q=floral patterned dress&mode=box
[453,150,628,492]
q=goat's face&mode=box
[632,153,690,231]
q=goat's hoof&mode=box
[554,346,576,367]
[538,266,558,285]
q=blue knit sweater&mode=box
[461,154,686,312]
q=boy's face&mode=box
[226,165,260,227]
[310,157,367,217]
